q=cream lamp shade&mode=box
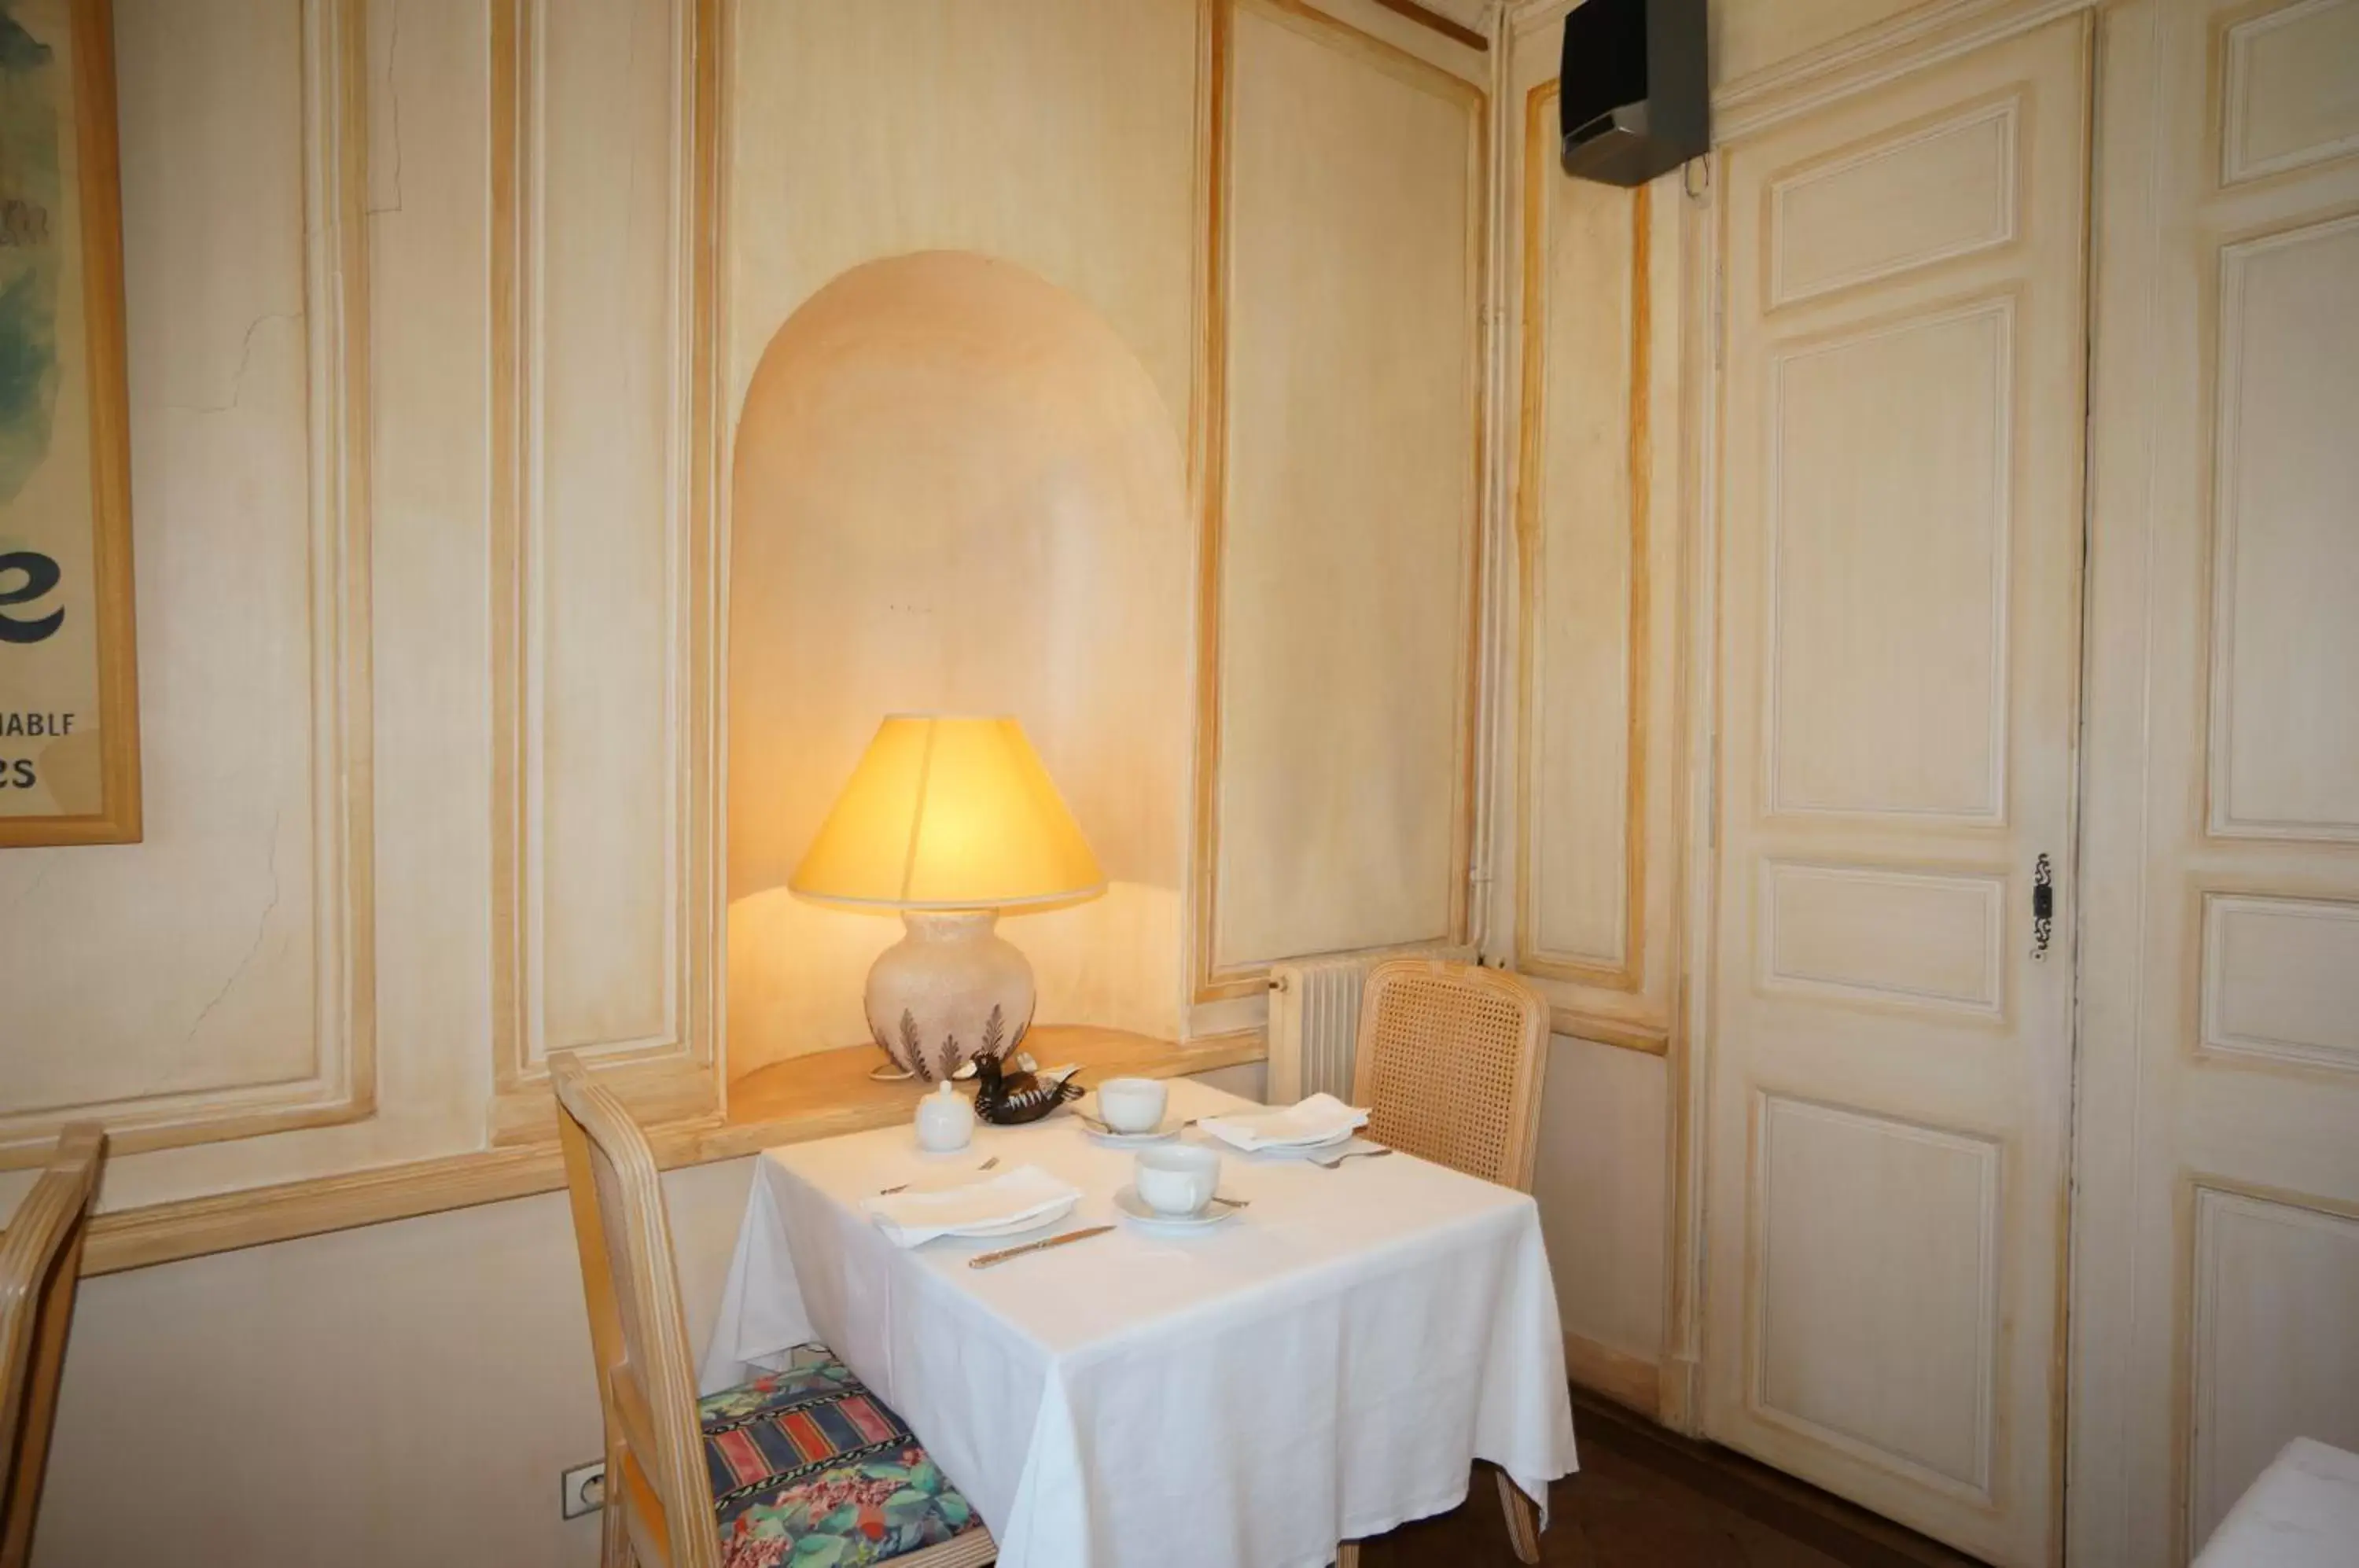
[793,716,1104,1083]
[791,715,1103,910]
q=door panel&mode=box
[1704,18,2090,1565]
[2072,0,2359,1560]
[1766,301,2012,819]
[2208,215,2359,837]
[1754,1095,2003,1494]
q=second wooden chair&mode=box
[1,1121,105,1568]
[1339,958,1551,1566]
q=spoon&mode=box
[1312,1147,1393,1170]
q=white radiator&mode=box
[1266,945,1473,1102]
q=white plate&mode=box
[1112,1185,1241,1232]
[944,1194,1079,1240]
[1081,1117,1187,1147]
[1231,1128,1357,1158]
[1200,1113,1360,1153]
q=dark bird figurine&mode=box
[970,1007,1083,1124]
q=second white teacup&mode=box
[1134,1144,1220,1217]
[1095,1077,1168,1135]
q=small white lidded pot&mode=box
[1095,1077,1168,1134]
[915,1080,975,1154]
[1134,1144,1220,1216]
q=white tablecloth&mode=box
[2195,1439,2359,1567]
[701,1078,1578,1568]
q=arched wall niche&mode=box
[726,251,1192,1074]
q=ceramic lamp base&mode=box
[864,910,1035,1083]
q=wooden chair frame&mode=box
[2,1123,104,1568]
[550,1053,992,1568]
[1339,959,1551,1566]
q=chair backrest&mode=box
[550,1053,719,1568]
[2,1122,104,1568]
[1351,959,1549,1192]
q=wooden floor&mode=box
[1360,1394,1989,1568]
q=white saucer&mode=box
[1082,1118,1185,1147]
[1112,1185,1241,1232]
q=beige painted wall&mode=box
[35,1159,756,1568]
[1529,1034,1668,1361]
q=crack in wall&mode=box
[6,863,52,915]
[187,808,285,1040]
[163,310,303,416]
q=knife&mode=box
[967,1224,1115,1270]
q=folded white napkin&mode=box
[859,1165,1081,1248]
[1198,1093,1371,1152]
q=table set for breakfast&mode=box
[699,1073,1578,1568]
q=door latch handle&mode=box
[2031,853,2054,961]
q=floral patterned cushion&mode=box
[697,1349,984,1568]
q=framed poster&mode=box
[0,0,138,847]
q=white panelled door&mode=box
[1702,17,2090,1565]
[2073,0,2359,1560]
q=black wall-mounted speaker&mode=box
[1559,0,1708,187]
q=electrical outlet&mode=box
[560,1459,607,1520]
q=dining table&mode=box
[699,1075,1579,1568]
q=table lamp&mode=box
[791,715,1105,1082]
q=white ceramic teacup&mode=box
[1134,1144,1220,1216]
[1095,1077,1168,1135]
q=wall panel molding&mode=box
[1191,0,1487,999]
[1767,97,2020,309]
[1187,0,1240,1002]
[488,0,722,1140]
[2219,0,2359,186]
[2,0,377,1166]
[1514,78,1652,995]
[1364,0,1489,51]
[1507,61,1691,1058]
[2206,212,2359,841]
[2199,892,2359,1073]
[1758,862,2005,1016]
